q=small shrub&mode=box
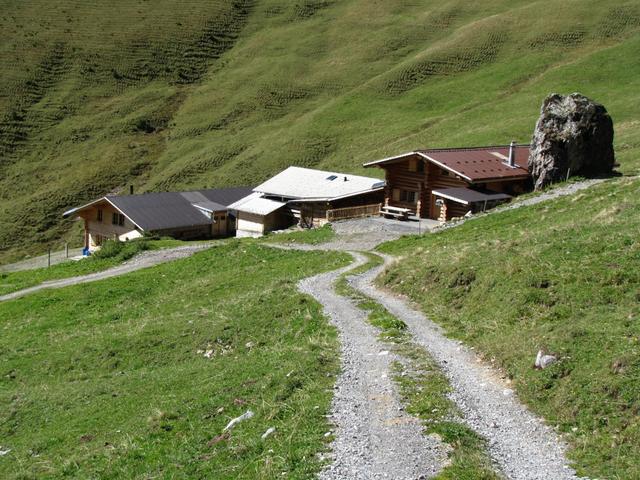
[92,239,148,261]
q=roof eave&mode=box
[470,174,530,184]
[363,151,418,167]
[432,191,470,205]
[62,197,110,218]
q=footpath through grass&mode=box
[0,241,350,479]
[0,239,200,296]
[378,177,640,480]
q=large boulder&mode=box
[528,93,615,190]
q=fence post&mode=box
[48,248,51,268]
[65,242,69,258]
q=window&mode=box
[400,190,417,203]
[326,175,338,181]
[97,209,103,222]
[408,158,425,173]
[112,212,125,226]
[392,189,417,204]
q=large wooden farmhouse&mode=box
[63,187,253,252]
[364,143,531,221]
[229,166,385,237]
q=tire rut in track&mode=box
[298,253,448,480]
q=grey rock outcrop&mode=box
[528,93,615,190]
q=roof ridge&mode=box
[105,186,254,199]
[418,144,530,153]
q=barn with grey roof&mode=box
[63,186,252,252]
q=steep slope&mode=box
[0,0,254,260]
[1,0,640,261]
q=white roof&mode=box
[254,166,384,201]
[228,193,286,215]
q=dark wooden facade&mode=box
[298,189,384,227]
[378,154,528,220]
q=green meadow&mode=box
[379,177,640,479]
[0,242,350,479]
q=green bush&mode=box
[91,239,148,261]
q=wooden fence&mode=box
[326,203,382,222]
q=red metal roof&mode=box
[364,145,531,183]
[417,145,530,182]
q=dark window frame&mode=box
[112,212,125,226]
[399,190,418,204]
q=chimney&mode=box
[129,185,134,195]
[508,141,516,167]
[344,176,348,182]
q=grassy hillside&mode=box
[378,177,640,479]
[0,242,350,479]
[2,0,640,260]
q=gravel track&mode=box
[435,179,607,232]
[0,247,84,272]
[0,245,210,302]
[352,259,586,480]
[299,253,448,479]
[280,180,606,479]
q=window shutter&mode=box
[392,189,400,202]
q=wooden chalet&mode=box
[63,186,253,252]
[364,143,531,221]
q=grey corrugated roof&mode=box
[229,194,286,215]
[431,187,512,205]
[64,186,253,231]
[106,193,205,231]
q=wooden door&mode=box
[212,213,226,237]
